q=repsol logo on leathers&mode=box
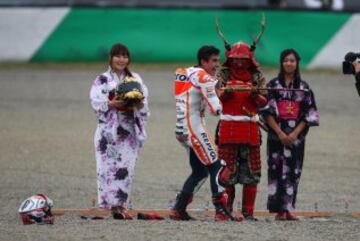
[200,132,216,161]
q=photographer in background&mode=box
[354,60,360,96]
[343,52,360,96]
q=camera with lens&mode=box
[342,52,360,75]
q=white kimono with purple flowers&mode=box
[90,67,149,209]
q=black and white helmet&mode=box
[18,194,54,225]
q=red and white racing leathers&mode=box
[174,66,222,166]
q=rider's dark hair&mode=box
[197,45,220,66]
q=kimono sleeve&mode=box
[302,88,319,127]
[259,81,279,120]
[89,75,110,123]
[133,73,150,145]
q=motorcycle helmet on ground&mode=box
[18,194,54,225]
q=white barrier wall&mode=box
[0,8,359,68]
[0,8,69,61]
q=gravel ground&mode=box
[0,64,359,241]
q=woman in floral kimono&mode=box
[260,49,319,220]
[90,43,149,220]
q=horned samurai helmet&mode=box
[215,14,266,68]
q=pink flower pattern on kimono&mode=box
[260,77,319,213]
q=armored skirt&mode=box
[260,77,319,213]
[90,68,149,209]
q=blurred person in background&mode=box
[354,60,360,96]
[304,0,344,10]
[90,43,149,220]
[260,49,319,220]
[268,0,287,8]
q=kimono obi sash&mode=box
[277,100,300,120]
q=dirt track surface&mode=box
[0,64,359,240]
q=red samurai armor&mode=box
[215,14,267,220]
[217,42,267,174]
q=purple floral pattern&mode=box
[90,67,149,209]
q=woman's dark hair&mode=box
[197,45,220,66]
[109,43,132,77]
[278,48,301,88]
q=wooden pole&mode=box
[52,208,358,218]
[221,87,308,92]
